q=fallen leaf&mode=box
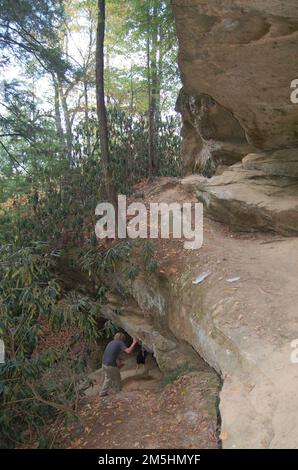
[220,431,228,441]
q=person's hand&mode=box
[132,337,138,345]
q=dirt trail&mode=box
[58,354,219,449]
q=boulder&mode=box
[181,150,298,234]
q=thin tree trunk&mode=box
[147,1,153,179]
[106,44,111,106]
[128,63,134,181]
[83,79,92,158]
[150,0,159,174]
[147,0,159,178]
[52,76,65,154]
[130,63,134,114]
[58,81,73,163]
[157,15,164,123]
[96,0,116,205]
[84,7,94,160]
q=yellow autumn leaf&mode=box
[220,431,228,441]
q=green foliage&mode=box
[0,80,68,203]
[141,240,157,273]
[108,109,181,189]
[106,0,179,112]
[120,240,157,284]
[125,264,140,281]
[0,0,182,206]
[79,240,134,278]
[0,241,98,447]
[100,320,119,339]
[75,108,181,195]
[0,0,70,78]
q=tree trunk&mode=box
[58,81,73,164]
[130,63,134,115]
[83,78,92,159]
[84,7,94,160]
[157,13,164,123]
[52,76,65,154]
[150,0,159,174]
[147,0,159,178]
[106,44,112,106]
[147,2,153,179]
[96,0,116,205]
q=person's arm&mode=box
[124,338,138,354]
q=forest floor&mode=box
[56,354,219,449]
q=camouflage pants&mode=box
[100,365,121,396]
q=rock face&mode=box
[101,280,208,374]
[181,150,298,235]
[168,7,298,447]
[172,0,298,151]
[172,0,298,232]
[176,89,253,176]
[165,230,298,449]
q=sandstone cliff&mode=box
[172,0,298,233]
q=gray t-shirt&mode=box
[102,340,126,367]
